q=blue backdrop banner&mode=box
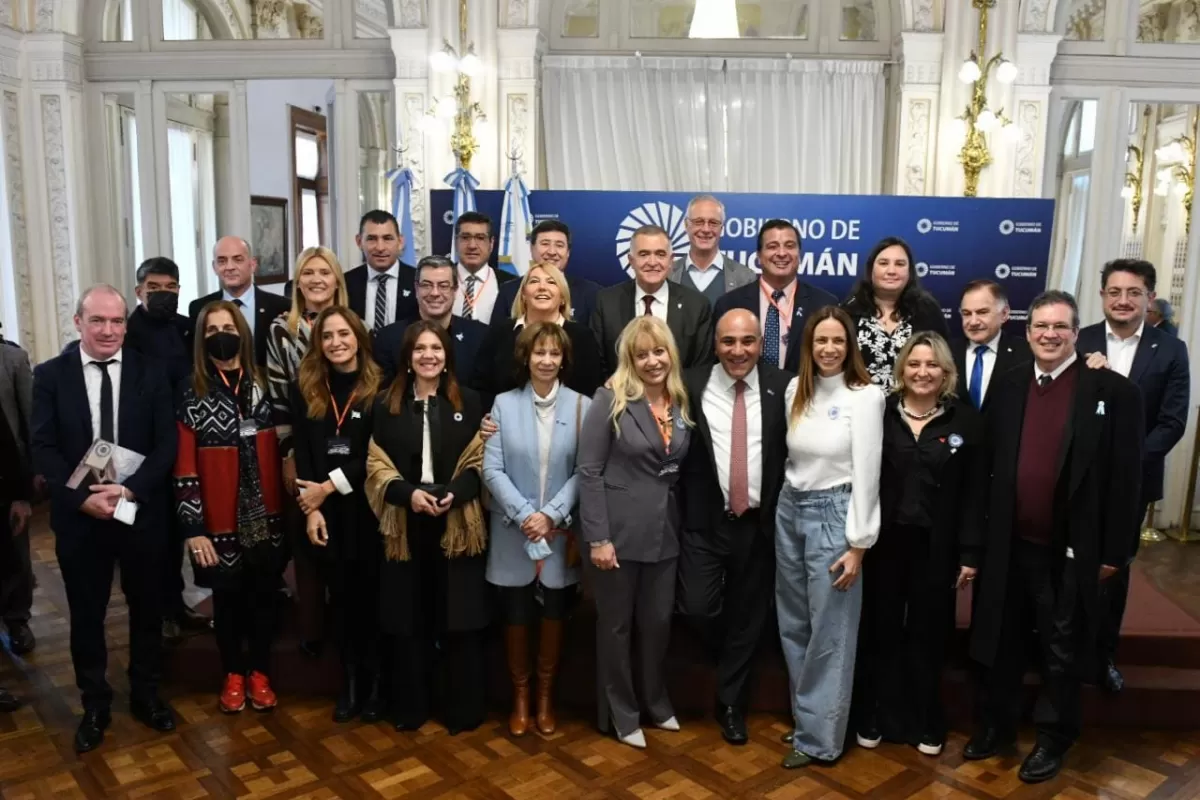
[431,190,1054,323]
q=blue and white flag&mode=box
[498,170,533,276]
[444,167,480,262]
[385,165,418,267]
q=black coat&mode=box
[711,280,840,373]
[125,306,194,392]
[969,362,1144,671]
[341,262,419,326]
[950,331,1032,412]
[0,403,30,507]
[374,316,489,389]
[188,288,290,368]
[372,385,488,634]
[472,318,605,404]
[490,272,602,331]
[1076,322,1190,506]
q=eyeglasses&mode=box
[688,218,723,230]
[456,233,490,244]
[1104,288,1147,300]
[417,281,454,294]
[1030,322,1076,334]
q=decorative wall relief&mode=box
[1019,0,1053,32]
[398,0,425,28]
[505,0,531,28]
[903,98,931,196]
[0,1,14,30]
[40,95,76,348]
[911,0,936,31]
[3,91,33,350]
[507,94,529,175]
[1014,101,1040,197]
[401,93,428,254]
[34,0,54,32]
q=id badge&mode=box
[238,419,257,438]
[657,461,680,477]
[326,436,351,456]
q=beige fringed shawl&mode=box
[365,433,488,562]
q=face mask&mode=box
[205,331,241,361]
[144,291,178,321]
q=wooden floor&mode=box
[3,524,1200,799]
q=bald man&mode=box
[677,309,791,744]
[188,236,290,367]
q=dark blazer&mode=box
[0,339,33,460]
[0,403,31,506]
[374,316,489,389]
[712,279,840,373]
[31,348,177,538]
[125,306,194,392]
[589,281,714,377]
[1077,321,1190,506]
[188,287,290,368]
[489,272,602,331]
[1158,320,1179,337]
[472,318,604,403]
[679,363,790,540]
[950,332,1033,411]
[969,361,1144,671]
[342,262,419,327]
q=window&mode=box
[1062,100,1098,157]
[162,0,211,41]
[291,107,328,255]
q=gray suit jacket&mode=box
[0,341,33,460]
[668,254,757,294]
[588,280,714,377]
[578,387,692,563]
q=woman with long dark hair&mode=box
[843,237,950,388]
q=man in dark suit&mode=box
[668,194,757,307]
[32,285,179,753]
[0,328,35,657]
[1146,297,1178,336]
[1077,259,1190,694]
[342,209,419,334]
[0,393,29,712]
[952,280,1033,411]
[712,220,837,373]
[490,219,600,327]
[187,236,290,368]
[965,290,1143,783]
[451,211,518,324]
[375,255,488,387]
[590,224,714,377]
[678,309,790,745]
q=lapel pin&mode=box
[677,302,683,310]
[794,306,804,317]
[1096,401,1106,416]
[766,388,775,396]
[403,289,411,297]
[455,332,464,341]
[351,410,362,419]
[453,412,463,422]
[570,307,576,317]
[1152,343,1158,349]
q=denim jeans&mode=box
[775,483,861,761]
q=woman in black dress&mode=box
[843,237,950,389]
[290,306,383,723]
[366,320,489,734]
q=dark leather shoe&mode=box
[1100,661,1124,694]
[360,675,385,723]
[1019,745,1064,783]
[74,708,112,753]
[131,695,177,732]
[963,729,1008,761]
[0,688,21,712]
[333,672,360,723]
[715,704,748,745]
[7,623,34,656]
[178,607,213,631]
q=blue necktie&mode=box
[969,344,988,409]
[763,289,784,367]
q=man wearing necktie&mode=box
[677,309,790,745]
[451,212,516,323]
[32,285,179,753]
[188,237,290,367]
[952,280,1031,412]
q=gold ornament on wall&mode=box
[1123,105,1152,236]
[956,0,1019,198]
[426,0,486,170]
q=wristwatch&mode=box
[590,539,611,548]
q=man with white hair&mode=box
[668,195,757,306]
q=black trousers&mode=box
[55,522,164,711]
[977,539,1082,751]
[676,512,775,709]
[160,502,187,618]
[858,525,953,743]
[391,630,485,731]
[1096,561,1131,665]
[328,553,381,671]
[0,502,32,627]
[213,579,277,676]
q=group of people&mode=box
[0,194,1189,787]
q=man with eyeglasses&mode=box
[375,255,488,387]
[1077,259,1190,695]
[965,290,1143,784]
[668,195,756,306]
[451,211,516,324]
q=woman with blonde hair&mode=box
[776,305,884,768]
[577,315,693,749]
[855,330,982,757]
[265,245,350,657]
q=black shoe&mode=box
[1100,660,1124,694]
[856,723,882,749]
[393,713,427,732]
[360,675,385,723]
[162,619,183,644]
[178,607,213,631]
[333,672,360,723]
[74,708,112,753]
[131,695,177,732]
[715,704,748,745]
[0,688,20,712]
[7,623,34,655]
[298,639,323,660]
[1018,745,1064,783]
[963,728,1009,761]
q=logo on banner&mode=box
[999,219,1044,235]
[916,219,933,234]
[615,202,689,277]
[915,218,960,234]
[995,263,1012,279]
[915,262,929,277]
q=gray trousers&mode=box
[588,557,677,737]
[775,484,861,761]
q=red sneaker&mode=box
[247,671,277,711]
[219,673,245,713]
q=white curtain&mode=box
[167,125,200,310]
[542,55,885,194]
[1057,172,1091,295]
[162,0,198,41]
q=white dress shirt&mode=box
[365,262,402,330]
[686,257,723,292]
[419,401,434,484]
[453,264,499,322]
[1034,350,1079,383]
[758,279,796,369]
[1104,320,1143,378]
[702,365,762,509]
[81,347,122,444]
[968,330,1004,403]
[634,281,670,323]
[223,287,256,336]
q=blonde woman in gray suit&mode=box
[578,315,693,749]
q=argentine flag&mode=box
[498,170,533,276]
[445,167,479,263]
[385,165,418,267]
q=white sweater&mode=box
[783,373,885,549]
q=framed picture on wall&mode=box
[250,195,289,284]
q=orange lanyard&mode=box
[461,268,492,315]
[217,368,245,418]
[326,383,358,436]
[650,400,673,453]
[760,280,794,335]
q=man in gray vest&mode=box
[668,195,756,305]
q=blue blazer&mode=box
[712,279,840,373]
[1077,321,1190,506]
[374,315,489,389]
[31,348,177,538]
[490,272,601,330]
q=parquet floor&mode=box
[3,522,1200,799]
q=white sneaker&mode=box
[656,716,680,732]
[916,739,944,756]
[619,728,647,749]
[856,731,882,749]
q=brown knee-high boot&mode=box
[536,618,564,734]
[505,625,531,736]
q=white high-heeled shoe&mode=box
[656,716,680,732]
[618,728,647,748]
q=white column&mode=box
[1008,33,1061,198]
[0,25,36,351]
[891,31,944,196]
[391,27,431,255]
[496,28,544,187]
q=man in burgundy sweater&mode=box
[964,290,1143,784]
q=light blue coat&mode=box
[483,384,591,589]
